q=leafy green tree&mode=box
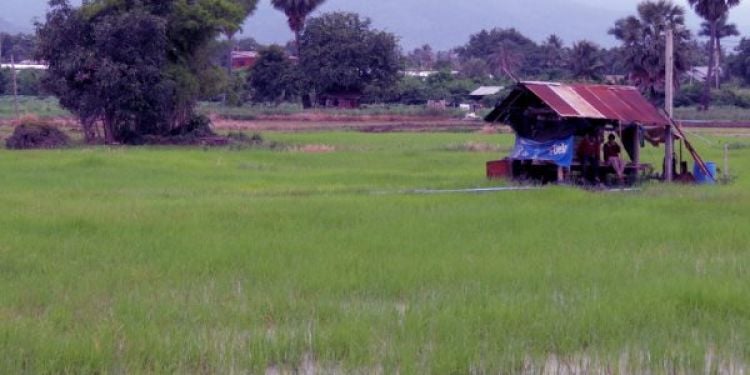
[457,28,542,79]
[36,0,254,144]
[0,69,7,94]
[569,41,605,81]
[16,70,45,96]
[460,58,490,81]
[395,76,429,104]
[728,38,750,85]
[271,0,326,54]
[0,33,37,63]
[687,0,742,109]
[609,0,693,103]
[299,12,400,100]
[699,14,740,88]
[405,44,435,70]
[248,45,299,104]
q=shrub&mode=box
[6,121,70,150]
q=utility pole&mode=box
[664,27,675,182]
[11,54,20,120]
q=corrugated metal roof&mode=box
[470,86,504,96]
[521,81,670,126]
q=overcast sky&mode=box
[3,0,749,50]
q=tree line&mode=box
[0,0,748,144]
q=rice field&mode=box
[1,129,750,373]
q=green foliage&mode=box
[15,70,45,96]
[0,96,70,119]
[676,84,750,108]
[271,0,327,35]
[568,40,604,81]
[0,69,7,94]
[729,38,750,85]
[248,45,300,104]
[5,120,70,149]
[299,12,401,96]
[36,0,255,144]
[609,0,695,103]
[0,69,45,97]
[456,28,544,79]
[0,32,36,63]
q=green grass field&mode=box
[1,130,750,373]
[0,96,71,119]
[5,95,750,123]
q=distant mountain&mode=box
[243,0,750,50]
[1,0,749,50]
[0,17,25,34]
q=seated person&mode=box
[577,132,600,184]
[603,134,626,183]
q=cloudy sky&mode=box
[3,0,749,50]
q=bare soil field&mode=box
[211,117,500,133]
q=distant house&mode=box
[318,91,362,109]
[0,60,48,70]
[403,69,460,80]
[685,66,722,84]
[469,86,504,100]
[231,51,259,71]
[604,75,626,85]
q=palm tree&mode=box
[699,14,740,88]
[687,0,742,109]
[541,34,568,78]
[270,0,327,55]
[569,41,604,82]
[609,0,691,103]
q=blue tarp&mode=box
[511,136,575,167]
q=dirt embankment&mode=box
[211,118,495,133]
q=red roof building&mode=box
[484,81,678,184]
[486,81,670,127]
[231,51,259,71]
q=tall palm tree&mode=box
[270,0,327,55]
[541,34,568,78]
[699,14,740,88]
[609,0,691,103]
[687,0,742,109]
[569,41,604,82]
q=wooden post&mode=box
[724,143,729,181]
[634,125,641,166]
[11,54,20,120]
[664,27,675,182]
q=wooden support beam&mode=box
[664,27,675,182]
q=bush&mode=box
[675,84,750,108]
[6,121,70,150]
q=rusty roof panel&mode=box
[524,83,580,117]
[521,82,670,126]
[549,85,606,119]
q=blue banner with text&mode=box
[511,136,575,167]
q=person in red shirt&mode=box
[603,134,625,183]
[577,132,600,184]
